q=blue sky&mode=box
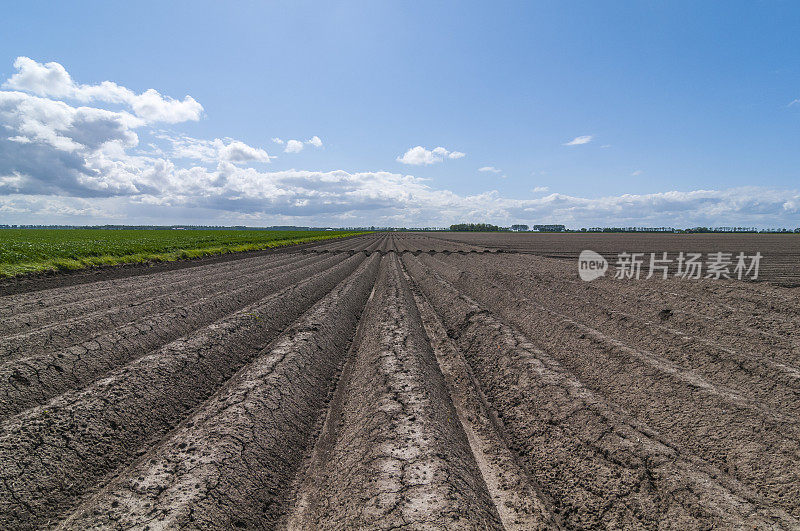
[1,1,799,227]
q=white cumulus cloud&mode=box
[3,57,203,124]
[159,135,271,164]
[281,136,323,154]
[221,140,271,163]
[397,146,465,165]
[284,139,304,153]
[478,166,502,173]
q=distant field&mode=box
[0,229,366,277]
[429,231,800,286]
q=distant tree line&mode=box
[532,224,566,232]
[681,227,800,233]
[449,223,509,232]
[581,226,800,234]
[584,227,673,232]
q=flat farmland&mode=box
[1,232,798,529]
[436,232,800,286]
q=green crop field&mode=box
[0,229,367,277]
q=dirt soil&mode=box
[0,232,798,529]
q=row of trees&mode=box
[449,223,509,232]
[683,227,800,233]
[449,223,569,232]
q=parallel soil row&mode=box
[0,251,322,334]
[0,254,346,417]
[0,232,796,529]
[287,256,502,528]
[403,252,797,527]
[62,255,381,529]
[0,253,365,528]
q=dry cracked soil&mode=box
[0,232,798,529]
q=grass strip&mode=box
[0,230,368,277]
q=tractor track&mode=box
[0,232,797,529]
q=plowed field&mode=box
[1,233,798,529]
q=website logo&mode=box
[578,250,608,281]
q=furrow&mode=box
[0,245,310,318]
[496,251,800,344]
[0,254,346,417]
[309,234,377,252]
[0,253,323,354]
[0,252,365,530]
[434,254,800,414]
[286,255,503,529]
[58,253,380,530]
[402,252,797,529]
[417,253,800,516]
[0,251,317,337]
[401,260,560,530]
[417,253,800,518]
[325,234,378,251]
[361,234,387,253]
[413,234,496,253]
